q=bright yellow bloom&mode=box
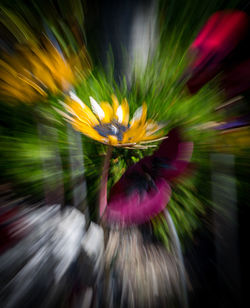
[0,38,90,104]
[62,92,165,148]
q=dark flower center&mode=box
[94,122,128,141]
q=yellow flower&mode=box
[0,38,90,104]
[61,92,165,148]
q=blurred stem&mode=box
[164,209,189,308]
[99,146,113,218]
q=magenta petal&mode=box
[105,178,171,225]
[158,160,190,181]
[105,128,193,226]
[155,128,182,159]
[154,128,192,161]
[158,142,193,180]
[154,129,193,180]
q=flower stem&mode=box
[99,146,113,218]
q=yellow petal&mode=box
[67,97,99,126]
[130,126,146,143]
[100,102,113,123]
[17,74,47,97]
[130,103,147,129]
[111,94,119,118]
[140,102,147,123]
[0,59,18,77]
[140,131,165,142]
[119,98,129,125]
[0,84,39,102]
[1,73,22,89]
[111,95,129,125]
[122,103,148,143]
[122,123,146,143]
[27,54,58,93]
[72,120,107,142]
[145,120,165,136]
[122,124,137,143]
[31,41,74,91]
[108,135,118,145]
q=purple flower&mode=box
[104,129,193,225]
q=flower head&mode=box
[105,128,193,225]
[0,38,90,103]
[63,92,165,148]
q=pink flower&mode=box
[104,128,193,225]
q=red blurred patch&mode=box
[187,10,249,95]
